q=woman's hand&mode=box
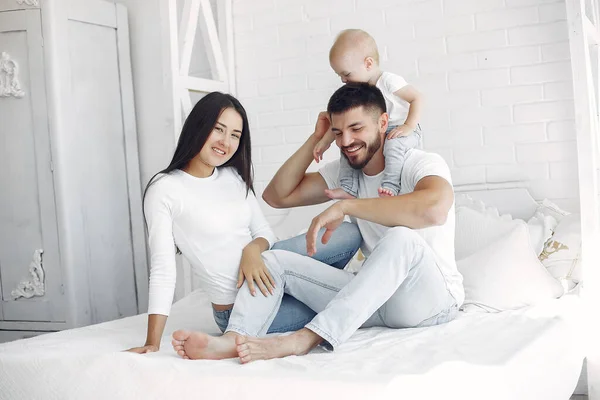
[126,344,159,354]
[126,315,166,354]
[237,244,275,297]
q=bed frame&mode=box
[566,0,600,397]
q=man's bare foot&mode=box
[378,187,396,197]
[171,330,239,360]
[325,188,355,200]
[235,328,322,364]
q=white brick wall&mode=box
[232,0,579,220]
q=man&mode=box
[172,83,463,362]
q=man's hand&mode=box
[306,202,346,256]
[387,124,414,139]
[237,247,275,297]
[126,344,159,354]
[313,111,331,140]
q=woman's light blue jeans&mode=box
[213,222,361,333]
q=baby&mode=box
[314,29,424,198]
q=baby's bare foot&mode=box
[325,188,355,200]
[378,187,395,197]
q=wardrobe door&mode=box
[0,10,64,323]
[64,1,139,322]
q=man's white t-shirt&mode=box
[375,71,410,126]
[319,149,464,306]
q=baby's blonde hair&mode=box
[329,29,380,64]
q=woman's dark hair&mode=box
[143,92,254,220]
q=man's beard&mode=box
[341,134,382,170]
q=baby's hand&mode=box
[387,124,415,139]
[313,138,331,163]
[313,111,331,140]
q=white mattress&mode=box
[0,290,584,400]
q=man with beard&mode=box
[197,83,465,362]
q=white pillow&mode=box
[540,213,581,290]
[458,222,564,312]
[455,206,519,260]
[455,194,555,258]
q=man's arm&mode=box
[340,175,453,229]
[263,113,332,208]
[304,175,453,255]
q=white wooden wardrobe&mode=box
[0,0,147,342]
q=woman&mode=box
[127,92,360,354]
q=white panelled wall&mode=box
[231,0,578,223]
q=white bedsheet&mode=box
[0,290,584,400]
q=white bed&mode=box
[0,287,584,400]
[0,187,587,400]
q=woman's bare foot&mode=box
[235,328,322,364]
[378,187,396,197]
[171,330,239,360]
[325,188,355,200]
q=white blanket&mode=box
[0,290,584,400]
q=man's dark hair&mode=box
[326,82,387,118]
